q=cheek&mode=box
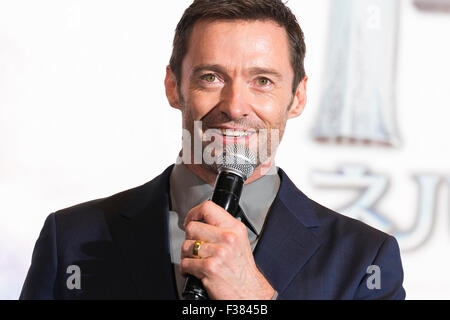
[251,88,292,124]
[253,101,288,130]
[185,90,221,121]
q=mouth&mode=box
[210,127,256,136]
[218,128,255,137]
[207,128,257,143]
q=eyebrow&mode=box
[192,64,226,77]
[191,64,284,81]
[248,67,283,81]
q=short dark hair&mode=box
[169,0,306,94]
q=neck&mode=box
[183,154,277,187]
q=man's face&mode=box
[166,19,307,171]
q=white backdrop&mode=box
[1,0,449,299]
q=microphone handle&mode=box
[211,170,244,218]
[182,171,244,300]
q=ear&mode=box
[287,76,308,119]
[164,65,182,110]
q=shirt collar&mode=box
[169,163,280,236]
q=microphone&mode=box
[182,144,257,300]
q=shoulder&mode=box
[307,198,403,274]
[310,199,390,244]
[51,165,173,235]
[277,167,391,247]
[309,200,405,299]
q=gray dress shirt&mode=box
[168,163,280,299]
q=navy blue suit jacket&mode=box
[20,165,405,299]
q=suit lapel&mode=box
[254,168,322,296]
[105,165,177,299]
[105,165,320,299]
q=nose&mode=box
[219,80,251,120]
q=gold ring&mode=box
[192,240,204,258]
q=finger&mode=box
[184,220,224,243]
[181,257,221,280]
[184,201,236,229]
[180,257,206,279]
[181,240,223,259]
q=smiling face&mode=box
[165,18,308,183]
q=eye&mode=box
[256,77,272,87]
[201,74,217,83]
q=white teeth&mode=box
[222,130,254,137]
[209,128,256,138]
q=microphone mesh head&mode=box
[216,144,257,181]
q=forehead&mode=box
[183,19,292,74]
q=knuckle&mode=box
[184,222,195,236]
[201,277,210,289]
[181,240,191,253]
[200,201,211,212]
[201,202,214,217]
[201,210,211,222]
[203,258,218,275]
[204,200,214,209]
[180,258,189,271]
[222,231,237,245]
[215,246,228,259]
[236,221,247,235]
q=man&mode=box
[20,0,406,300]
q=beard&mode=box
[179,92,291,174]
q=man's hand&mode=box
[180,201,275,300]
